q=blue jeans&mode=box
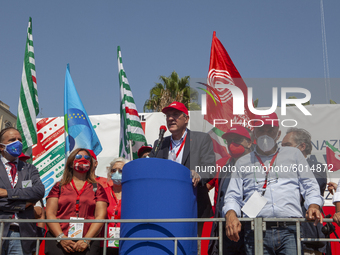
[2,230,24,255]
[244,224,301,255]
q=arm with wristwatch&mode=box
[72,201,108,251]
[45,197,78,253]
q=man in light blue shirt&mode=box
[223,113,324,255]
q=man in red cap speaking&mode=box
[223,112,324,255]
[149,101,215,237]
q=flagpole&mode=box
[129,140,133,160]
[118,46,147,160]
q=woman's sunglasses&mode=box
[75,154,91,160]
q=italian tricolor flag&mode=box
[326,141,340,172]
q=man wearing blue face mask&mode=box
[0,127,45,255]
[223,113,324,255]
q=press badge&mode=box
[168,150,176,161]
[241,191,267,218]
[22,180,32,188]
[68,217,84,238]
[108,227,120,247]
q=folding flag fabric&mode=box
[64,64,102,157]
[204,31,253,133]
[118,46,147,160]
[208,127,230,163]
[326,141,340,171]
[17,17,39,154]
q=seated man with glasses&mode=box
[223,113,324,255]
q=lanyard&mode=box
[110,189,121,225]
[71,180,88,217]
[170,133,187,158]
[255,151,279,195]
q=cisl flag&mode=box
[204,31,253,133]
[325,141,340,171]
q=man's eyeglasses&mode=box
[166,112,185,119]
[226,137,245,144]
[75,154,91,160]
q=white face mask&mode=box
[256,132,278,152]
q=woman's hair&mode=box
[106,157,130,179]
[60,148,96,186]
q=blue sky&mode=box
[1,1,340,118]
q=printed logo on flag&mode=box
[208,69,235,104]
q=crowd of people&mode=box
[0,101,339,255]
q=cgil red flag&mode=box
[204,31,253,133]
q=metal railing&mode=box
[0,217,338,255]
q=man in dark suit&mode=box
[150,101,216,236]
[0,127,45,255]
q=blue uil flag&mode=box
[64,64,102,157]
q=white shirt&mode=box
[169,129,187,164]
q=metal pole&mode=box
[174,239,178,255]
[129,140,133,159]
[35,238,40,255]
[0,222,4,255]
[296,221,301,255]
[103,221,108,255]
[254,218,263,255]
[218,220,223,255]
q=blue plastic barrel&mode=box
[120,158,197,255]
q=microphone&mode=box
[154,125,167,157]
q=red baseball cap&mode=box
[87,149,97,160]
[162,101,188,116]
[19,153,30,161]
[137,145,152,158]
[253,112,279,127]
[222,125,251,140]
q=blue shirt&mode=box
[170,129,187,164]
[222,146,324,218]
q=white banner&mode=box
[34,104,340,205]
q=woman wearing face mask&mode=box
[101,157,130,255]
[45,148,109,255]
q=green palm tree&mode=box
[143,71,200,112]
[287,96,310,107]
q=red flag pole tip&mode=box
[213,31,216,37]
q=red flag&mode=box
[326,141,340,171]
[204,31,253,133]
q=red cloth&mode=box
[96,176,113,188]
[104,186,121,249]
[204,31,253,133]
[207,173,219,215]
[47,182,109,236]
[323,206,340,254]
